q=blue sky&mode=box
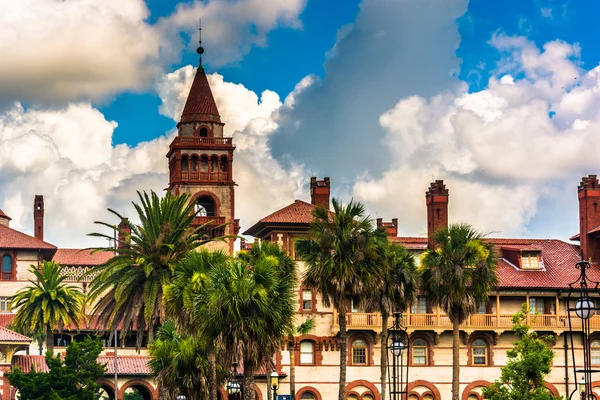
[3,0,600,246]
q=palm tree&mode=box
[194,256,296,400]
[296,198,384,400]
[10,261,86,354]
[163,250,228,400]
[364,242,417,400]
[420,223,498,400]
[288,318,315,400]
[87,190,215,349]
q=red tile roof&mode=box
[0,313,14,328]
[12,355,152,375]
[0,326,32,342]
[242,200,323,237]
[53,249,112,266]
[179,67,221,124]
[392,237,591,289]
[0,224,56,250]
[0,209,11,221]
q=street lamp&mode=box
[176,395,187,400]
[270,370,279,400]
[387,311,409,400]
[566,259,600,400]
[227,361,243,400]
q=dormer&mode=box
[499,245,543,270]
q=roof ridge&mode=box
[0,224,56,249]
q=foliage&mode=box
[7,336,105,400]
[296,198,384,400]
[87,190,218,348]
[483,304,562,400]
[288,318,316,399]
[124,392,145,400]
[10,261,86,353]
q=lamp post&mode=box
[387,311,409,400]
[227,361,243,400]
[270,371,279,400]
[176,395,187,400]
[566,259,600,400]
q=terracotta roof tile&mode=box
[53,249,112,266]
[392,237,591,289]
[12,355,152,375]
[179,67,221,124]
[0,326,32,342]
[0,224,56,250]
[257,200,319,224]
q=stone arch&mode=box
[296,386,323,400]
[97,379,115,400]
[407,380,441,400]
[348,333,375,366]
[461,380,490,400]
[467,333,494,366]
[345,379,381,400]
[190,191,221,213]
[253,383,263,400]
[409,332,435,366]
[119,378,157,400]
[544,382,559,397]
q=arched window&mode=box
[347,395,359,400]
[412,338,428,365]
[195,196,215,217]
[351,338,368,365]
[210,156,219,180]
[190,155,198,173]
[220,156,228,179]
[181,156,189,173]
[592,339,600,365]
[200,156,209,180]
[300,340,314,365]
[363,394,374,400]
[2,255,12,280]
[300,392,317,400]
[200,127,208,137]
[472,339,488,366]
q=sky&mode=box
[2,0,600,247]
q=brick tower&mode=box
[426,180,449,249]
[166,37,238,254]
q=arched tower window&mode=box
[195,196,215,217]
[210,156,219,180]
[412,338,428,366]
[220,156,228,180]
[472,339,488,366]
[2,255,12,280]
[200,156,209,180]
[181,156,189,180]
[351,338,368,365]
[200,127,208,137]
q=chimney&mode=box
[310,177,331,209]
[377,218,398,237]
[117,218,131,249]
[426,180,449,249]
[578,175,600,263]
[34,195,44,241]
[0,209,11,228]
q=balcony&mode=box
[332,310,600,335]
[169,136,234,152]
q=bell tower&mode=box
[166,28,238,254]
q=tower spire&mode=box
[197,18,204,68]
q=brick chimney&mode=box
[426,180,449,249]
[117,218,132,249]
[34,195,44,241]
[578,175,600,263]
[0,209,11,228]
[377,218,398,237]
[310,177,331,209]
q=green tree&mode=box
[287,318,315,400]
[296,198,384,400]
[195,255,296,400]
[483,304,562,400]
[124,391,145,400]
[163,250,229,400]
[7,336,105,400]
[364,241,418,400]
[421,223,498,400]
[10,261,85,354]
[87,190,216,348]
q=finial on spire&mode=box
[197,18,205,68]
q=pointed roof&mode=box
[0,326,32,343]
[0,209,11,221]
[178,66,222,125]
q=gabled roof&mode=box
[12,355,152,375]
[243,200,319,237]
[53,249,112,266]
[179,66,221,125]
[0,209,11,221]
[0,326,32,342]
[0,224,56,251]
[392,237,591,289]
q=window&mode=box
[412,339,428,365]
[220,156,228,173]
[181,156,189,172]
[300,392,317,400]
[529,298,545,314]
[199,127,208,137]
[472,339,488,366]
[200,156,209,172]
[521,251,540,269]
[2,255,12,280]
[477,303,486,314]
[0,297,9,312]
[190,155,198,172]
[352,338,368,365]
[210,156,219,176]
[195,196,215,217]
[302,290,313,311]
[351,297,364,313]
[592,340,600,365]
[411,297,427,314]
[300,341,314,365]
[54,334,71,347]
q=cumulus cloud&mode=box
[352,35,600,239]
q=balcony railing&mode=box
[169,137,233,151]
[333,311,600,334]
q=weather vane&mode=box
[197,18,205,67]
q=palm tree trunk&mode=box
[289,339,296,400]
[266,356,272,400]
[243,360,255,400]
[207,340,218,400]
[452,317,460,400]
[380,311,388,400]
[45,326,53,354]
[338,297,347,400]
